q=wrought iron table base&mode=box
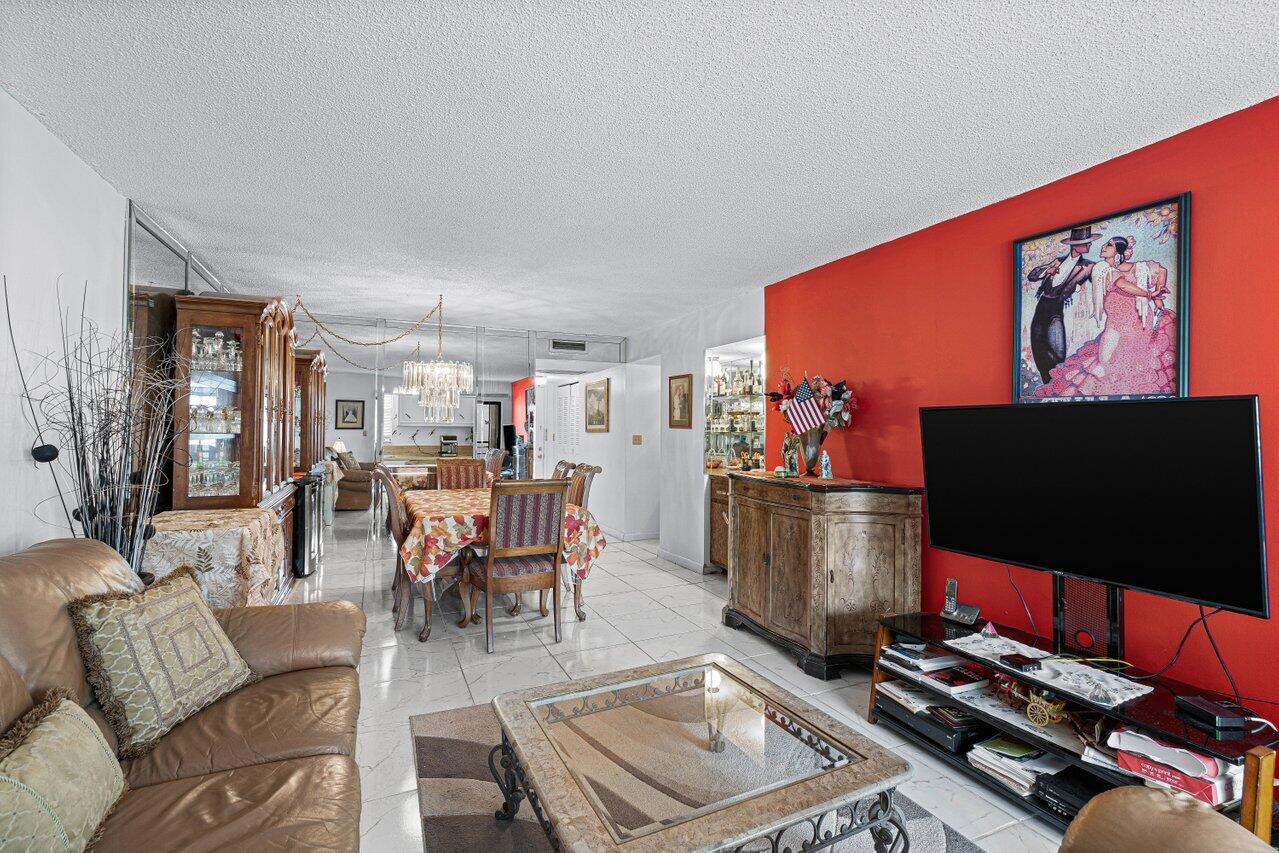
[489,730,908,853]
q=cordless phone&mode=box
[941,578,981,626]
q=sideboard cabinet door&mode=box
[732,499,770,625]
[766,507,812,645]
[826,515,906,656]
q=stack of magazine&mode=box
[880,642,964,672]
[967,734,1068,797]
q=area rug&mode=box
[410,703,982,852]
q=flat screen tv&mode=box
[919,396,1268,617]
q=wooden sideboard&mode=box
[724,471,922,680]
[708,470,729,570]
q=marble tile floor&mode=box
[287,509,1064,852]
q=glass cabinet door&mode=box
[186,324,245,498]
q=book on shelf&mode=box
[967,734,1069,797]
[928,706,983,730]
[878,657,989,695]
[877,680,936,715]
[881,643,964,672]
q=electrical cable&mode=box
[1125,607,1221,680]
[1198,604,1242,706]
[1006,566,1039,637]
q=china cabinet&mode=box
[173,295,297,510]
[294,348,327,471]
[705,356,765,470]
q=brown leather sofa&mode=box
[0,539,366,851]
[1061,785,1272,852]
[336,461,376,510]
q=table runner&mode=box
[399,488,606,584]
[142,508,286,607]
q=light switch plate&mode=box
[632,434,643,445]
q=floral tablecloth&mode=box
[142,508,286,607]
[400,488,606,585]
[392,467,436,491]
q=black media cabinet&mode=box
[868,613,1277,842]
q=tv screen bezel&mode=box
[918,396,1270,619]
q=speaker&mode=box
[1053,575,1123,660]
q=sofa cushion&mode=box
[0,688,125,851]
[214,601,366,678]
[335,450,359,470]
[69,568,256,758]
[94,755,360,853]
[0,539,143,706]
[122,666,358,788]
[0,656,31,734]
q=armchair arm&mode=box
[341,468,373,484]
[213,601,366,678]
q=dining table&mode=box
[398,487,607,626]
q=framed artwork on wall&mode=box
[668,373,693,429]
[1013,193,1189,403]
[335,399,365,430]
[585,378,609,433]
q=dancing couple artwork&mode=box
[1014,194,1189,403]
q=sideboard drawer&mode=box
[732,477,811,510]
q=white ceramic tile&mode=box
[462,647,570,704]
[605,608,703,642]
[669,601,728,630]
[553,642,653,678]
[530,617,630,652]
[573,574,633,597]
[358,669,473,729]
[357,721,421,801]
[706,624,785,658]
[359,789,422,852]
[358,642,461,687]
[974,817,1063,852]
[634,630,739,663]
[615,568,694,591]
[898,762,1024,841]
[578,589,659,618]
[744,651,851,697]
[644,585,723,610]
[451,621,548,663]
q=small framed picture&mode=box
[668,373,693,429]
[335,399,365,430]
[585,378,610,433]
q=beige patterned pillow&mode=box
[69,567,257,758]
[0,688,125,851]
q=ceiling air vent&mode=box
[550,339,588,353]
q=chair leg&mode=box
[508,593,523,617]
[418,583,434,642]
[574,579,587,622]
[457,575,473,628]
[552,580,562,644]
[539,589,549,617]
[485,588,495,653]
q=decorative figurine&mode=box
[782,433,799,476]
[818,450,833,479]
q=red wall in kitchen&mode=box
[765,96,1279,709]
[511,376,535,439]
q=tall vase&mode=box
[799,427,827,476]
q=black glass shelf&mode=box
[882,613,1279,764]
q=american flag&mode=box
[785,378,825,433]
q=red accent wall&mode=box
[765,96,1279,709]
[511,376,535,439]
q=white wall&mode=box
[625,287,764,570]
[325,370,378,460]
[537,364,660,540]
[0,88,128,554]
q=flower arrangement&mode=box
[767,369,858,432]
[769,369,857,476]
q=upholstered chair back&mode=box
[483,449,506,480]
[436,458,487,490]
[550,460,576,480]
[488,480,569,554]
[567,463,602,508]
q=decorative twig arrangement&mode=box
[4,277,180,572]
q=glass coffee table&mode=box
[489,653,913,852]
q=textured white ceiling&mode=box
[4,2,1278,336]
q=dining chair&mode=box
[551,459,576,480]
[565,463,602,621]
[373,467,459,642]
[436,457,487,490]
[483,448,506,482]
[457,479,570,653]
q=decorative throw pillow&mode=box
[0,688,125,851]
[336,450,359,470]
[68,567,257,758]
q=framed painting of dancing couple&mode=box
[1013,193,1190,404]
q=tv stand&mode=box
[869,612,1277,843]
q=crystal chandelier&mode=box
[395,295,474,421]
